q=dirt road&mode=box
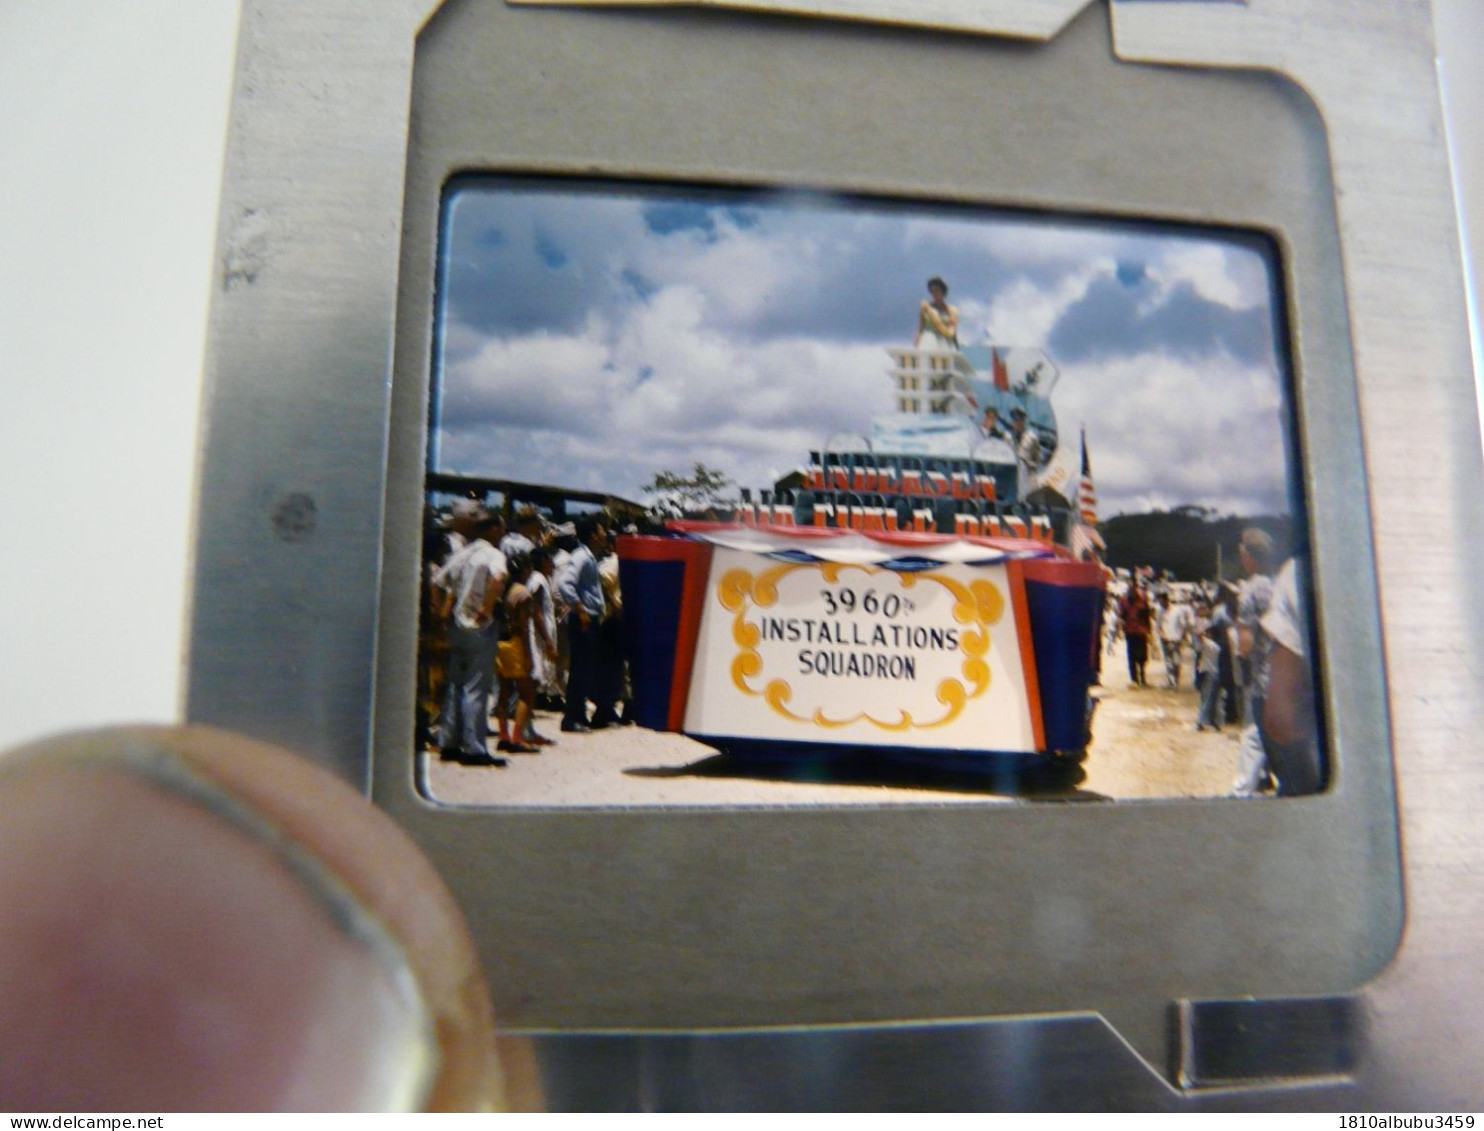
[422,640,1245,808]
[1080,644,1245,800]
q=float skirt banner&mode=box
[616,536,715,733]
[1020,559,1104,753]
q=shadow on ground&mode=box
[626,748,1107,801]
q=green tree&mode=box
[642,462,736,519]
[1100,510,1293,581]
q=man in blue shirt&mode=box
[556,515,609,732]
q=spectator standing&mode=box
[526,546,560,737]
[1209,586,1239,726]
[556,516,609,733]
[1156,592,1193,688]
[590,544,630,729]
[1260,557,1323,795]
[499,507,543,560]
[418,496,489,750]
[1193,599,1222,731]
[494,553,540,756]
[430,509,508,764]
[548,524,577,709]
[1117,583,1153,687]
[1232,528,1278,795]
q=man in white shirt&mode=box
[499,506,543,559]
[556,516,609,732]
[1260,557,1321,795]
[1232,528,1277,795]
[431,509,509,763]
[1156,593,1193,688]
[1010,408,1039,500]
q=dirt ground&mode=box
[1079,644,1246,801]
[421,639,1247,808]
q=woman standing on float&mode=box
[915,276,960,350]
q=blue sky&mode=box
[431,178,1292,517]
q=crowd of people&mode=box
[416,489,1322,797]
[417,500,632,766]
[1104,528,1322,797]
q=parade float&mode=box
[616,340,1106,767]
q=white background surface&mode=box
[0,0,1479,752]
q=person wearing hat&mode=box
[418,501,484,751]
[1009,407,1040,499]
[555,515,609,733]
[499,506,544,560]
[433,496,485,565]
[430,508,509,764]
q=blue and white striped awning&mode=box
[669,523,1060,571]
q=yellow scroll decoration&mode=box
[719,562,1004,732]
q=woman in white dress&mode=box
[524,546,560,744]
[915,276,960,350]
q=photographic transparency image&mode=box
[416,176,1321,808]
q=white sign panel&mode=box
[683,548,1042,753]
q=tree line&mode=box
[1098,506,1296,582]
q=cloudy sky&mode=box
[431,177,1295,518]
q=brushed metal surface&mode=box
[1110,0,1484,1106]
[506,0,1095,39]
[189,0,1483,1107]
[376,0,1397,1072]
[526,1017,1365,1111]
[188,0,435,785]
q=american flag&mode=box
[1077,427,1098,526]
[1069,428,1105,559]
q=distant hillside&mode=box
[1099,507,1296,582]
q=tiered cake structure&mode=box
[735,344,1073,547]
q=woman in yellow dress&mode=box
[915,276,960,350]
